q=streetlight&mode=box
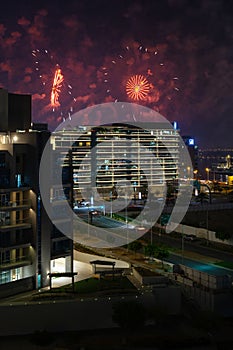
[193,169,198,179]
[125,191,128,249]
[68,149,74,291]
[187,166,191,180]
[206,202,209,246]
[110,191,113,218]
[181,224,184,265]
[205,167,210,181]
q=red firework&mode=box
[50,68,64,107]
[126,74,150,101]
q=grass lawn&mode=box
[30,276,137,301]
[64,275,136,293]
[214,261,233,270]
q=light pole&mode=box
[87,204,90,238]
[187,166,191,180]
[110,191,112,218]
[206,204,209,246]
[68,150,74,291]
[193,169,198,177]
[181,224,184,265]
[125,190,128,249]
[205,167,210,181]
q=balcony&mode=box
[0,219,31,231]
[0,199,31,211]
[0,240,32,250]
[0,256,32,270]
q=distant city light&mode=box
[188,138,195,146]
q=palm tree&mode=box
[156,246,169,268]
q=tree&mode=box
[112,300,146,329]
[128,240,142,254]
[144,243,157,257]
[155,246,169,268]
[215,231,232,241]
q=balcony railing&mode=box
[0,240,32,249]
[0,199,31,210]
[0,218,31,230]
[0,256,32,269]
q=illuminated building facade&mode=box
[52,123,181,202]
[0,88,192,297]
[0,89,52,295]
[182,135,198,172]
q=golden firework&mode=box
[126,74,150,101]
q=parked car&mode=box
[190,200,200,206]
[78,200,90,207]
[184,234,197,241]
[89,210,102,216]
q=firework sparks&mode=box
[126,74,150,101]
[102,43,180,111]
[50,68,64,107]
[32,49,75,117]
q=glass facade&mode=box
[51,124,180,202]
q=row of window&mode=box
[0,268,21,285]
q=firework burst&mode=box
[32,48,75,117]
[50,68,64,107]
[126,74,150,101]
[101,42,180,113]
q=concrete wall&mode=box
[0,277,34,298]
[0,296,115,336]
[174,223,233,246]
[152,285,181,315]
[0,292,172,336]
[182,284,233,317]
[178,263,231,290]
[132,267,168,285]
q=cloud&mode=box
[32,93,46,101]
[25,9,48,47]
[18,17,30,26]
[24,75,31,83]
[0,61,12,74]
[4,31,21,47]
[74,95,91,104]
[37,9,48,17]
[0,23,6,36]
[62,15,80,29]
[25,67,33,74]
[28,25,41,38]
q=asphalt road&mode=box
[75,211,233,277]
[150,231,233,264]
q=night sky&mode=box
[0,0,233,148]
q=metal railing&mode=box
[0,199,31,209]
[0,255,32,268]
[0,218,31,228]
